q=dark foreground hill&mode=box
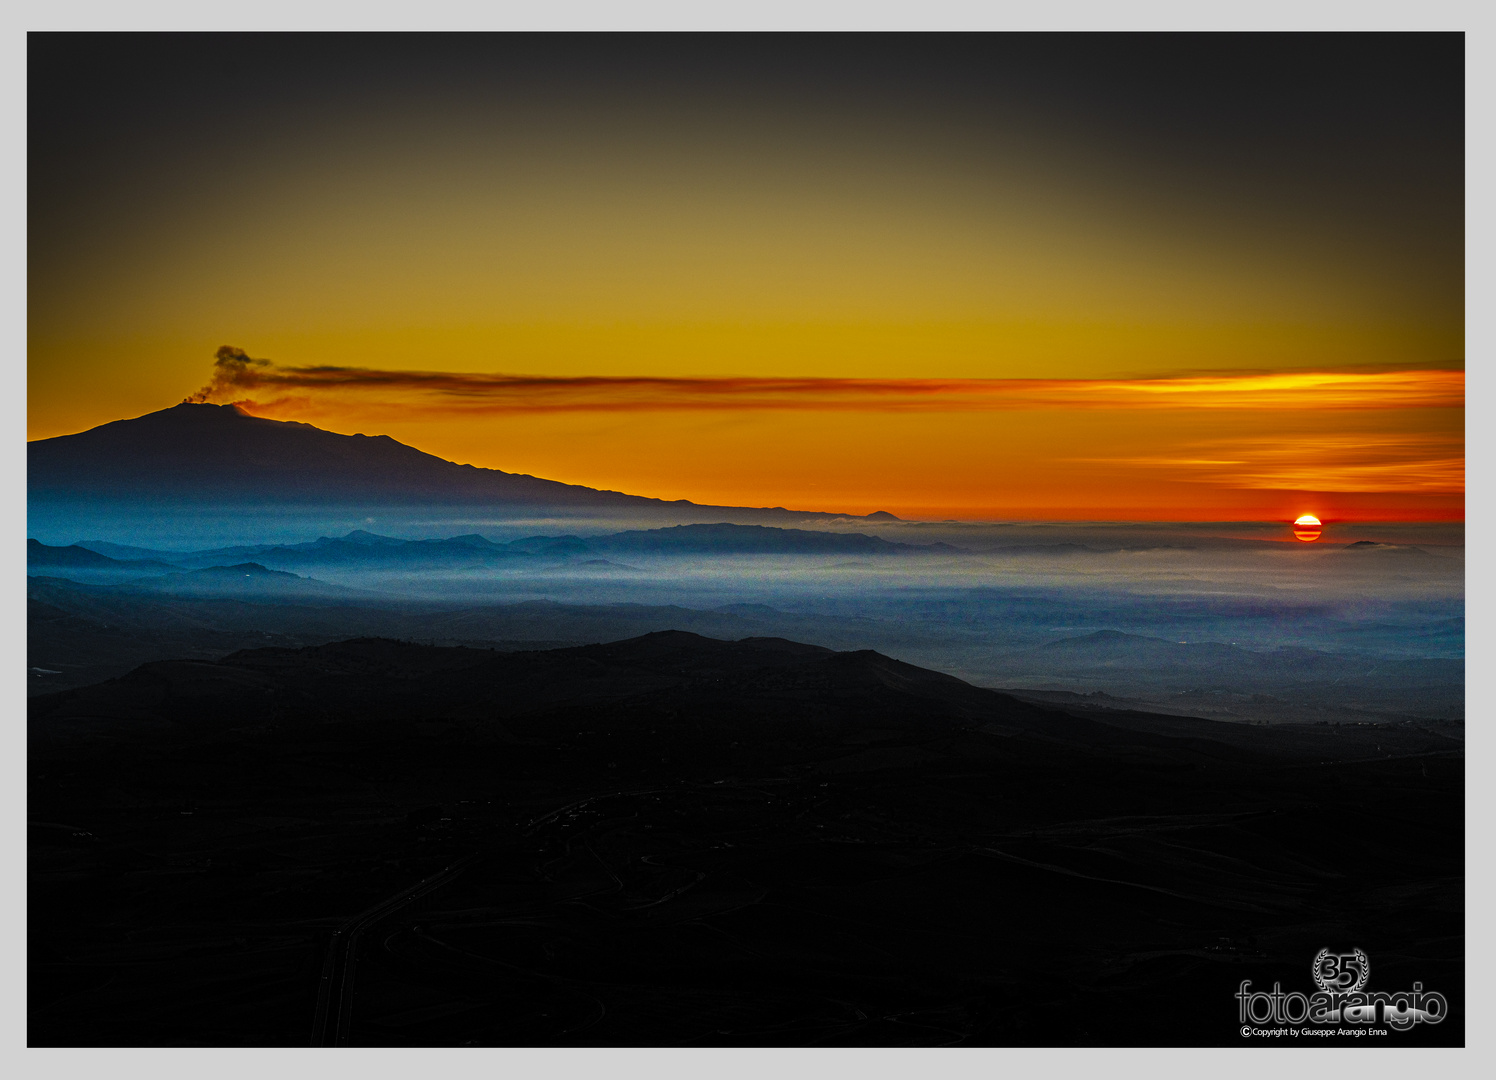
[29,633,1462,1047]
[27,575,1464,731]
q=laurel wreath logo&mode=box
[1312,947,1370,992]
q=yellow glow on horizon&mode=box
[196,388,1458,523]
[26,76,1462,522]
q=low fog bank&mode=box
[24,504,1465,554]
[30,519,1462,729]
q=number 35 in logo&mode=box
[1313,948,1370,992]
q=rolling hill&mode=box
[28,631,1464,1046]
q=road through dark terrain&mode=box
[29,632,1463,1046]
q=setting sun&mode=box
[1293,514,1323,542]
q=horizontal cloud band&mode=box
[1067,433,1464,493]
[191,350,1464,414]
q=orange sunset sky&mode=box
[28,35,1464,521]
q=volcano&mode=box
[27,403,894,525]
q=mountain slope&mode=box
[27,538,178,572]
[28,403,891,523]
[119,562,365,600]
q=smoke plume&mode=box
[184,346,272,403]
[184,351,1464,415]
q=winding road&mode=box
[310,854,480,1047]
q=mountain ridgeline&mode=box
[29,523,957,577]
[27,403,899,525]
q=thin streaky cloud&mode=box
[193,350,1464,414]
[1069,433,1465,493]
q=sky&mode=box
[27,33,1464,520]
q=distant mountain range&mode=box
[26,538,178,572]
[39,523,958,573]
[26,538,360,600]
[121,562,362,600]
[27,402,899,524]
[1031,628,1462,689]
[28,570,1463,723]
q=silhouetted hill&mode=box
[1034,629,1462,693]
[31,630,1462,773]
[28,403,643,507]
[29,632,1463,1047]
[26,575,1463,725]
[1331,541,1439,558]
[27,538,178,572]
[991,543,1098,556]
[118,563,365,600]
[1040,630,1255,669]
[29,631,1095,756]
[28,403,894,523]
